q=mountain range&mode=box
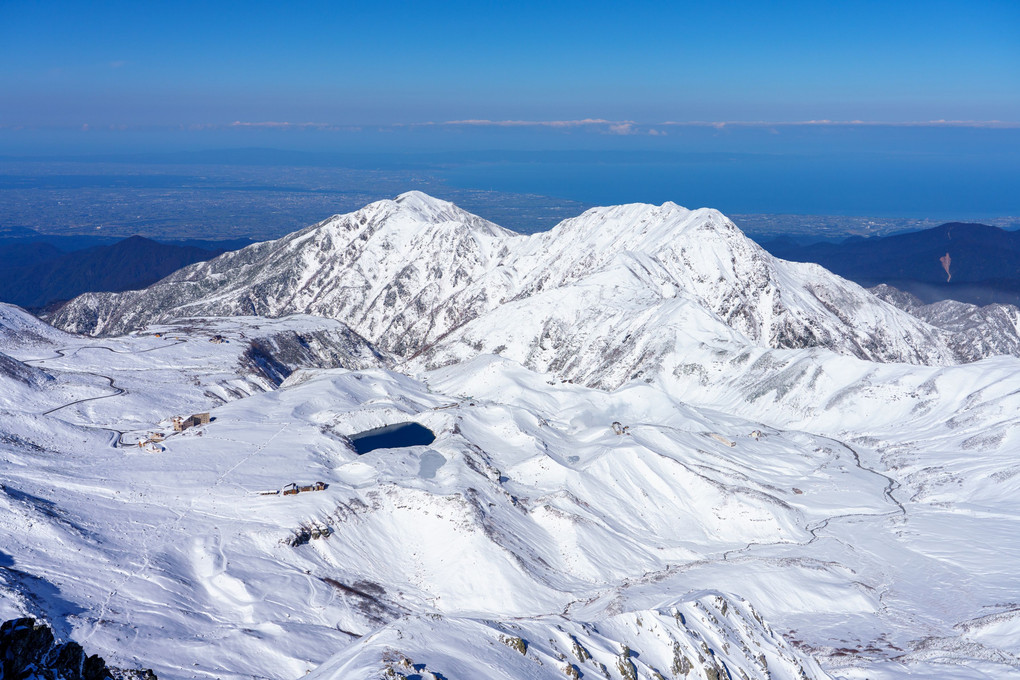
[2,193,1018,680]
[51,192,966,369]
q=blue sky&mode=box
[0,0,1017,218]
[2,0,1017,136]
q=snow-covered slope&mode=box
[3,334,1017,679]
[51,193,960,369]
[872,283,1020,360]
[309,594,830,680]
[1,301,75,346]
[2,347,859,679]
[5,194,1019,680]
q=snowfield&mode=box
[2,194,1018,680]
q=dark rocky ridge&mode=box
[0,617,156,680]
[238,325,389,386]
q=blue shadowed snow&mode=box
[349,422,436,455]
[417,451,447,479]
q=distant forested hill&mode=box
[761,222,1020,306]
[0,235,251,311]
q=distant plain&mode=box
[2,156,1017,248]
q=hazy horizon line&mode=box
[2,119,1018,134]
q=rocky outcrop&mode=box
[0,617,156,680]
[239,324,388,386]
[0,352,53,387]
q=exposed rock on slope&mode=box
[0,617,156,680]
[308,594,832,680]
[0,350,55,409]
[51,193,961,374]
[50,192,514,344]
[237,322,389,385]
[0,351,53,387]
[871,283,1020,361]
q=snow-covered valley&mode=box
[2,193,1018,680]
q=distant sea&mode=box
[1,125,1017,237]
[436,150,1019,219]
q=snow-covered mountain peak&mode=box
[509,202,749,291]
[50,192,962,368]
[393,189,476,221]
[296,190,514,249]
[542,200,692,246]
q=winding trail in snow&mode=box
[559,427,909,626]
[715,435,906,561]
[41,372,124,417]
[23,341,185,446]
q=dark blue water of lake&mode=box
[349,422,436,455]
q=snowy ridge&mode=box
[4,195,1019,680]
[51,192,960,370]
[309,593,830,680]
[872,283,1020,360]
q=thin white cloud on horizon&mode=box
[3,119,1017,132]
[659,119,1020,129]
[437,118,617,128]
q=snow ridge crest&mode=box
[48,193,962,373]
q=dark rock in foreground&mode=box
[0,617,156,680]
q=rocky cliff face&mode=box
[307,594,833,680]
[237,324,389,386]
